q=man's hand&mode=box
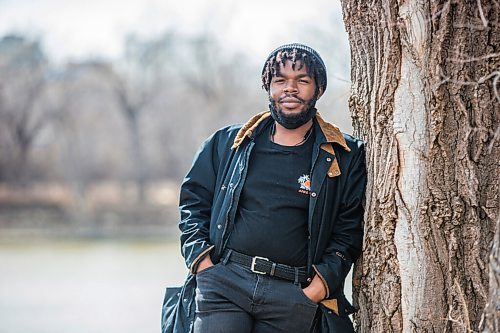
[302,274,327,303]
[196,255,214,274]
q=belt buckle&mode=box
[251,256,269,275]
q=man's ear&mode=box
[317,87,324,100]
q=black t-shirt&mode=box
[227,125,314,266]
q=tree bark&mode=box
[340,0,499,332]
[479,214,499,333]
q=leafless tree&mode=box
[0,35,53,185]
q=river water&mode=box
[0,240,187,333]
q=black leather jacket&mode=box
[162,112,366,333]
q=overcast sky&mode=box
[0,0,346,63]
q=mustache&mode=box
[278,95,305,103]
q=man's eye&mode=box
[299,79,311,84]
[274,79,285,84]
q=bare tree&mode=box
[341,0,499,331]
[146,32,261,179]
[111,72,149,203]
[0,35,52,184]
[0,31,278,200]
[100,36,171,203]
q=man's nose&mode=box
[283,80,298,94]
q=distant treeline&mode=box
[0,30,350,205]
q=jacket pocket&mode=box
[320,294,357,317]
[312,303,355,333]
[161,287,181,333]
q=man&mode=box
[162,43,366,333]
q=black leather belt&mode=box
[223,249,310,284]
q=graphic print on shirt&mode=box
[298,174,311,195]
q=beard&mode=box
[268,91,319,129]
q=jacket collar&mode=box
[232,111,351,153]
[231,111,271,149]
[314,113,351,152]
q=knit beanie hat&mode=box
[261,43,327,92]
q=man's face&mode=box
[269,59,322,121]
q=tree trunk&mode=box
[125,109,147,204]
[340,0,499,332]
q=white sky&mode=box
[0,0,346,63]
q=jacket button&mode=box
[326,157,332,162]
[217,224,222,229]
[311,192,317,197]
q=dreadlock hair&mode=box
[261,43,327,94]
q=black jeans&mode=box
[193,256,318,333]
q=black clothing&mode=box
[227,125,314,266]
[162,112,366,333]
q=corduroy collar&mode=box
[232,111,350,152]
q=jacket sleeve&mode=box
[179,132,220,274]
[313,142,366,298]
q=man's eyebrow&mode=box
[273,73,312,78]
